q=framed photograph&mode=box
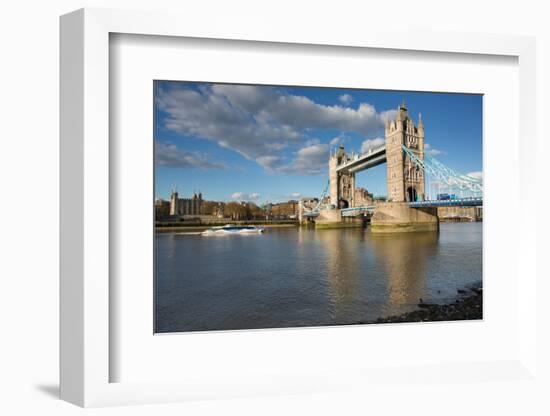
[152,80,484,334]
[60,8,538,407]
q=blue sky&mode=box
[154,81,482,203]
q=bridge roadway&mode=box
[335,145,386,173]
[302,197,483,218]
[409,197,483,208]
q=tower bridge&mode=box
[300,102,483,232]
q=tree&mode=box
[202,200,219,216]
[224,202,247,220]
[246,203,265,219]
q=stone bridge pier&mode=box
[370,202,438,233]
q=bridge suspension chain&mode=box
[402,145,483,198]
[301,180,329,215]
[314,180,329,210]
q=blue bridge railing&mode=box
[409,197,483,208]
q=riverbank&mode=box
[366,285,483,324]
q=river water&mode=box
[155,222,482,333]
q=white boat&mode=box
[201,224,265,236]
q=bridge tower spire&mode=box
[385,103,425,202]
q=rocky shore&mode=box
[368,285,483,324]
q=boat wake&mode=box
[201,225,265,236]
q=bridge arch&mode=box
[406,186,418,202]
[339,198,350,209]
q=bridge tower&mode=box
[329,144,355,208]
[385,102,425,202]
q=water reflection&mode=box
[315,229,361,322]
[371,232,439,314]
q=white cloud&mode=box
[157,84,394,174]
[155,141,227,170]
[257,142,329,175]
[425,143,445,156]
[304,138,321,146]
[338,94,353,105]
[329,134,349,147]
[380,109,398,123]
[231,192,261,201]
[360,137,385,154]
[274,143,330,175]
[467,171,483,180]
[256,155,282,171]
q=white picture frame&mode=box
[60,8,538,408]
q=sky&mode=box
[154,81,482,204]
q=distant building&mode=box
[354,187,374,206]
[169,189,203,216]
[155,199,171,220]
[268,200,299,218]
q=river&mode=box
[155,222,482,333]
